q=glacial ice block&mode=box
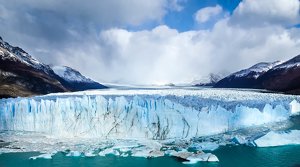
[29,153,53,160]
[0,91,299,139]
[246,130,300,147]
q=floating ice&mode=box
[231,135,247,145]
[84,151,96,157]
[186,153,211,162]
[29,153,53,160]
[207,154,219,162]
[246,130,300,147]
[66,151,81,157]
[99,148,120,156]
[164,150,177,155]
[190,142,219,151]
[172,150,219,164]
[131,147,153,158]
[119,148,131,152]
[121,153,128,157]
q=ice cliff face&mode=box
[1,91,300,139]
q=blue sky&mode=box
[0,0,300,84]
[126,0,242,32]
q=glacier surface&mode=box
[1,88,300,139]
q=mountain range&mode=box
[0,36,106,98]
[214,54,300,94]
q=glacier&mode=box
[1,88,300,139]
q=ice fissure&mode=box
[0,94,299,139]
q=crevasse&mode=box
[0,94,300,139]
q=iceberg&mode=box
[1,88,300,139]
[246,130,300,147]
[172,150,219,164]
[231,135,247,145]
[29,153,54,160]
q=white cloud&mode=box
[195,5,223,23]
[53,22,300,84]
[1,0,300,85]
[230,0,300,27]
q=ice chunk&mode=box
[84,151,96,157]
[187,153,211,161]
[182,160,198,164]
[247,130,300,147]
[231,135,247,145]
[207,154,219,162]
[172,152,193,159]
[29,153,53,160]
[99,148,120,156]
[66,151,81,157]
[121,153,129,157]
[173,150,219,164]
[190,142,219,151]
[164,150,177,155]
[131,147,153,158]
[149,149,164,158]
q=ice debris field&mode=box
[1,88,300,164]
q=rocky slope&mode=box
[0,36,106,98]
[0,43,68,98]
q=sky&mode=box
[0,0,300,84]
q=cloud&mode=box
[1,0,300,85]
[0,0,184,28]
[54,22,300,84]
[195,5,223,23]
[230,0,300,27]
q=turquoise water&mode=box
[1,145,300,167]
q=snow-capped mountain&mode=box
[52,66,94,83]
[0,37,55,76]
[52,66,106,90]
[214,61,283,88]
[229,61,283,79]
[191,73,227,86]
[214,54,300,94]
[256,54,300,94]
[0,36,106,98]
[0,38,68,98]
[272,55,300,70]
